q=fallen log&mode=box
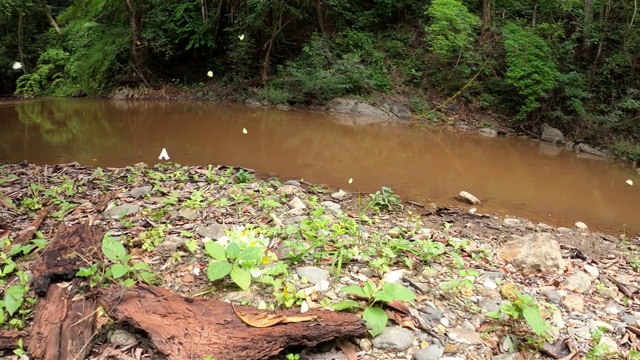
[11,206,51,245]
[30,223,105,295]
[97,284,368,360]
[28,281,97,360]
[0,329,28,351]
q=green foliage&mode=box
[204,226,276,291]
[263,34,376,104]
[502,23,559,120]
[333,281,416,336]
[425,0,480,62]
[77,234,156,287]
[15,48,70,97]
[367,186,403,212]
[486,288,553,340]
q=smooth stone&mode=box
[599,336,619,353]
[605,302,622,315]
[283,180,301,187]
[455,191,480,205]
[503,218,522,227]
[483,279,498,289]
[584,264,599,278]
[321,201,342,213]
[590,320,614,332]
[196,223,229,239]
[479,128,498,137]
[413,344,444,360]
[178,207,198,220]
[562,293,584,312]
[564,272,592,294]
[129,185,152,198]
[446,327,483,345]
[575,221,588,230]
[296,266,329,285]
[577,143,607,158]
[331,189,348,200]
[104,204,141,219]
[479,298,500,314]
[383,269,405,283]
[570,325,592,339]
[288,196,306,210]
[541,123,565,144]
[277,185,301,196]
[371,327,415,351]
[620,314,639,325]
[422,306,444,321]
[155,235,186,256]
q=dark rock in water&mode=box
[283,180,301,187]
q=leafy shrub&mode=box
[425,0,480,62]
[502,22,559,120]
[263,35,375,104]
[15,48,70,97]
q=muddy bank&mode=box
[1,161,640,360]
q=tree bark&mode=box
[38,0,61,35]
[124,0,146,78]
[481,0,491,40]
[316,0,325,34]
[17,12,26,73]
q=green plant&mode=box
[203,226,275,291]
[486,287,553,340]
[502,22,559,120]
[332,281,416,336]
[286,353,301,360]
[236,169,255,184]
[440,269,478,294]
[139,225,170,252]
[425,0,480,64]
[367,186,402,212]
[184,189,208,209]
[77,234,156,287]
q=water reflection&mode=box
[0,98,639,234]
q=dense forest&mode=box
[1,0,639,160]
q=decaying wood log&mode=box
[30,223,105,295]
[28,281,97,360]
[94,191,117,213]
[11,206,51,245]
[97,284,368,360]
[0,329,28,351]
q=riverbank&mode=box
[1,161,640,359]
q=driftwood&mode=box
[28,281,97,360]
[93,191,117,213]
[30,223,105,295]
[97,284,368,360]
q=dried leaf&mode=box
[386,300,410,314]
[232,304,318,328]
[336,339,357,360]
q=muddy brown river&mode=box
[1,99,639,234]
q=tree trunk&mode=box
[481,0,491,40]
[38,0,61,35]
[316,0,325,34]
[124,0,145,78]
[17,12,26,73]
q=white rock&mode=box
[503,218,522,227]
[575,221,588,230]
[383,269,405,283]
[483,279,498,289]
[584,264,599,278]
[287,196,306,210]
[599,336,619,353]
[455,191,480,205]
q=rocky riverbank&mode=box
[1,162,640,360]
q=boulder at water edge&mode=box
[541,123,565,144]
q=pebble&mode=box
[599,335,619,353]
[372,327,415,351]
[196,223,228,239]
[483,279,497,289]
[413,344,444,360]
[155,235,186,256]
[331,189,348,200]
[128,185,152,198]
[584,264,599,278]
[382,269,405,283]
[562,293,585,312]
[543,290,562,304]
[296,266,329,285]
[620,314,639,326]
[445,327,483,345]
[288,196,306,210]
[277,185,300,195]
[283,180,301,187]
[104,204,141,219]
[575,221,588,230]
[178,207,198,220]
[503,218,521,227]
[320,201,341,214]
[605,302,622,315]
[564,271,592,293]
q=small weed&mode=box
[367,186,402,212]
[139,225,170,252]
[333,281,416,336]
[236,169,255,184]
[486,286,554,340]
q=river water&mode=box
[1,99,639,234]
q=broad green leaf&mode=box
[2,262,16,277]
[522,305,548,337]
[363,306,387,337]
[124,278,135,287]
[32,238,48,249]
[226,242,241,260]
[204,241,227,261]
[4,285,25,315]
[102,236,128,263]
[132,262,151,271]
[230,268,251,290]
[341,285,368,299]
[76,264,97,277]
[238,247,262,264]
[8,244,23,256]
[139,271,156,283]
[375,283,416,303]
[0,309,5,325]
[207,260,232,281]
[110,263,130,279]
[331,300,361,311]
[363,281,377,297]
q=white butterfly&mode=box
[348,178,353,184]
[242,128,248,134]
[239,34,245,41]
[207,71,213,77]
[627,179,634,186]
[158,148,170,160]
[12,62,22,70]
